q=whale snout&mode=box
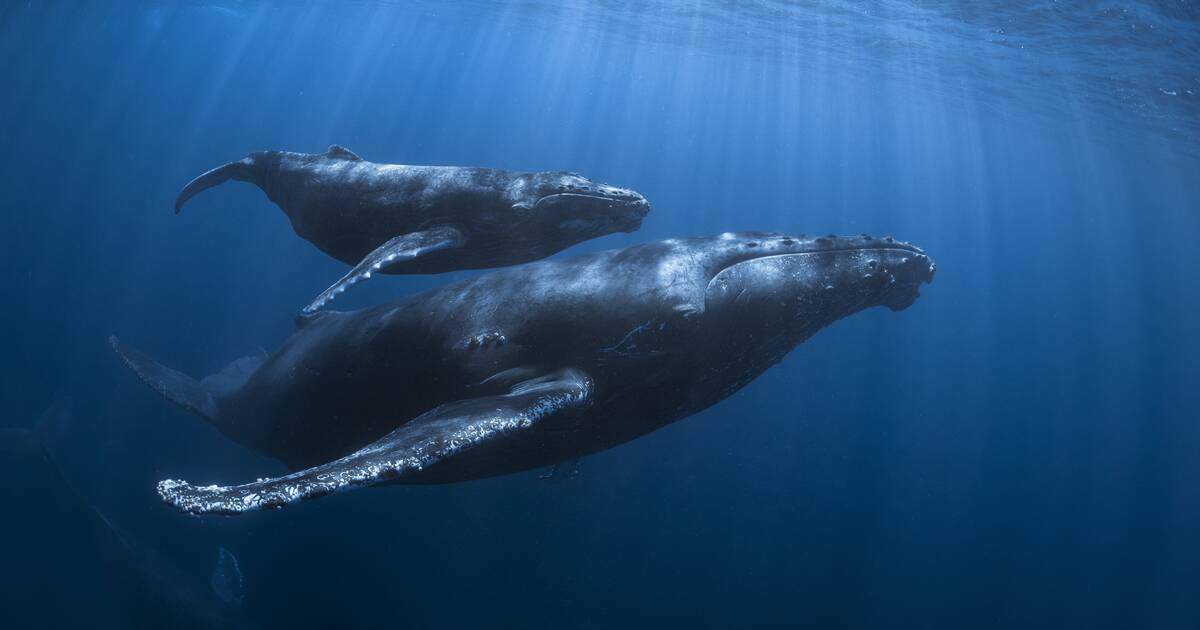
[797,234,935,312]
[536,187,651,234]
[596,184,648,207]
[705,233,935,327]
[530,171,651,236]
[587,184,650,232]
[611,188,651,232]
[870,245,936,311]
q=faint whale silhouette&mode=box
[0,402,253,628]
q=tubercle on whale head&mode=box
[701,233,935,337]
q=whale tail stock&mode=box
[0,398,105,529]
[109,336,261,427]
[174,156,261,214]
[0,397,69,460]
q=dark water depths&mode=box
[2,2,1198,628]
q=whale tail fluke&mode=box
[174,157,259,214]
[109,335,222,422]
[109,336,265,429]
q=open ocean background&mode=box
[2,1,1198,628]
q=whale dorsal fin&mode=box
[295,310,332,329]
[326,145,362,161]
[199,355,264,399]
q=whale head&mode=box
[700,233,935,350]
[521,171,650,238]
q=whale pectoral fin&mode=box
[301,226,465,314]
[157,369,593,516]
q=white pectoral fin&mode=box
[301,226,464,314]
[157,369,593,516]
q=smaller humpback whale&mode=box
[112,232,934,516]
[175,146,650,312]
[1,402,252,628]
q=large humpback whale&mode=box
[111,232,935,516]
[175,145,650,312]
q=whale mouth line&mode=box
[790,244,922,254]
[742,244,927,260]
[534,192,645,207]
[726,245,936,284]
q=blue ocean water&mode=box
[2,1,1198,628]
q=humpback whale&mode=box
[111,233,934,516]
[175,146,650,312]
